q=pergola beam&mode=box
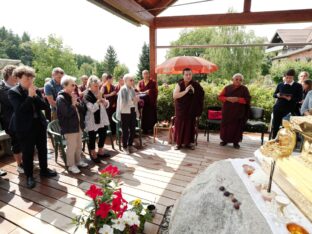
[155,9,312,28]
[87,0,154,26]
[156,42,312,49]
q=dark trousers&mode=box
[121,108,136,148]
[18,120,48,177]
[272,107,291,139]
[88,126,107,150]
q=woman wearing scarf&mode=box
[84,75,110,163]
[219,73,251,149]
[56,75,88,173]
[116,74,140,155]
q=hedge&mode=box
[157,81,275,128]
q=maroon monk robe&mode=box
[219,84,251,144]
[174,79,204,146]
[102,84,117,134]
[138,79,158,132]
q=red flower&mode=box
[86,184,103,200]
[112,189,128,218]
[100,165,119,177]
[96,202,111,219]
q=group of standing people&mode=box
[0,64,159,187]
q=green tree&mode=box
[95,62,106,78]
[31,35,78,87]
[103,45,119,75]
[137,42,150,77]
[78,62,95,77]
[270,60,312,83]
[0,26,33,65]
[113,64,129,80]
[75,54,95,69]
[166,26,266,83]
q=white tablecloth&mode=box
[229,157,312,234]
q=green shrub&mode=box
[156,81,275,127]
[270,60,312,83]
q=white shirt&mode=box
[84,99,110,132]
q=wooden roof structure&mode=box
[88,0,312,79]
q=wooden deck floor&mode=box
[0,132,266,234]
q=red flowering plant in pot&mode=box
[73,165,152,234]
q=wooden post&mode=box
[149,24,157,82]
[244,0,251,13]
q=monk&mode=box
[138,70,158,134]
[173,68,204,150]
[218,73,251,149]
[101,75,117,134]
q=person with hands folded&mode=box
[8,66,57,189]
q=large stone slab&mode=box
[169,160,272,234]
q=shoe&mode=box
[17,164,24,174]
[40,168,57,177]
[233,143,240,149]
[68,165,81,174]
[174,145,181,150]
[0,169,7,177]
[77,160,88,168]
[26,177,36,189]
[128,146,137,153]
[97,153,111,158]
[91,156,101,163]
[186,144,195,150]
[220,142,227,146]
[123,147,130,155]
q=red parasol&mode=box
[156,56,218,74]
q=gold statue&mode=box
[260,120,296,160]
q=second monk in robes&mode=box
[173,68,204,150]
[218,73,251,149]
[138,70,158,134]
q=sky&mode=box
[0,0,312,73]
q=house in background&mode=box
[267,26,312,63]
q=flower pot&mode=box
[147,204,156,217]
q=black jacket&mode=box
[8,84,48,133]
[273,82,303,113]
[0,81,13,132]
[56,91,84,134]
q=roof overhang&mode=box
[88,0,155,26]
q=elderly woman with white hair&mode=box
[116,74,140,154]
[56,75,88,173]
[83,75,110,163]
[218,73,251,149]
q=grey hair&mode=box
[299,71,309,78]
[232,73,244,80]
[102,73,108,79]
[87,75,101,88]
[123,73,134,82]
[61,75,76,87]
[45,77,51,83]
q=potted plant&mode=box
[73,165,153,234]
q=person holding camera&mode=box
[8,66,57,189]
[172,68,204,150]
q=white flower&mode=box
[112,218,126,231]
[123,211,140,226]
[140,209,146,216]
[99,225,113,234]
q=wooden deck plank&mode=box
[0,201,66,234]
[0,133,262,233]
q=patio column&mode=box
[149,24,157,81]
